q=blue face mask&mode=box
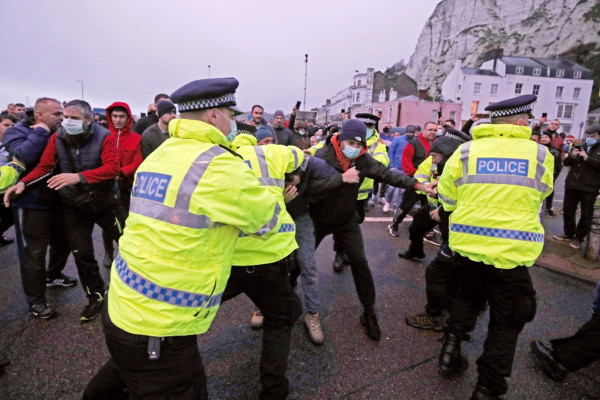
[342,144,361,159]
[586,137,598,147]
[61,118,84,135]
[219,110,237,142]
[366,128,374,139]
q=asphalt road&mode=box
[0,184,599,399]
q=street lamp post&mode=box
[208,65,211,78]
[77,80,84,100]
[303,54,308,111]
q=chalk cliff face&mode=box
[405,0,600,95]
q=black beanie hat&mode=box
[430,136,461,157]
[339,119,366,145]
[157,100,176,118]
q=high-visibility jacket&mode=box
[0,159,25,193]
[437,124,554,269]
[357,130,389,200]
[108,118,283,337]
[233,144,304,265]
[231,133,257,149]
[414,155,439,206]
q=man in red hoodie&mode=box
[103,102,143,268]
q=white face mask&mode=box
[298,129,306,136]
[62,118,84,135]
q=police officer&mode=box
[83,78,284,400]
[436,95,554,399]
[223,138,304,400]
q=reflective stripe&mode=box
[240,222,294,237]
[255,202,281,236]
[358,188,371,194]
[175,146,226,210]
[374,152,388,160]
[291,147,299,169]
[415,174,430,181]
[115,255,221,308]
[300,155,310,172]
[438,193,456,205]
[258,177,284,187]
[450,223,544,243]
[254,146,270,181]
[369,144,377,155]
[455,141,550,193]
[130,197,220,229]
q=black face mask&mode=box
[383,127,390,133]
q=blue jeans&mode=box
[296,212,319,314]
[385,168,404,208]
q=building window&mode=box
[458,84,462,92]
[557,104,574,119]
[556,86,563,98]
[355,92,360,102]
[533,67,541,76]
[573,87,581,99]
[556,69,564,78]
[449,111,456,120]
[474,83,482,94]
[533,84,540,96]
[490,84,498,95]
[432,110,438,121]
[562,124,571,133]
[471,101,479,115]
[515,66,524,74]
[573,71,582,79]
[357,80,361,86]
[515,83,523,94]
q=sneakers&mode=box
[367,197,376,207]
[46,273,78,287]
[382,202,390,213]
[423,231,442,247]
[250,308,263,329]
[388,223,399,237]
[570,239,582,249]
[360,309,381,341]
[405,312,444,332]
[80,291,105,322]
[0,236,14,245]
[379,197,386,205]
[545,209,555,217]
[553,234,573,242]
[103,253,114,269]
[305,313,324,345]
[333,252,345,273]
[30,303,56,320]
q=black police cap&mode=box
[484,94,537,119]
[171,77,242,114]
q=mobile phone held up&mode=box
[295,101,301,110]
[541,112,547,118]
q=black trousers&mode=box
[545,174,559,211]
[407,205,437,255]
[562,188,598,241]
[424,252,459,317]
[446,256,536,396]
[316,213,376,308]
[13,207,70,306]
[83,303,208,400]
[0,204,13,235]
[63,204,125,297]
[103,186,131,255]
[392,187,427,226]
[222,256,302,400]
[552,312,600,372]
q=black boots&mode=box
[360,308,381,341]
[438,332,468,378]
[471,385,501,400]
[530,340,570,382]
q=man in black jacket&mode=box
[553,125,600,249]
[311,119,426,341]
[132,93,170,134]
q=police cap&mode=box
[355,113,380,126]
[485,94,537,119]
[171,77,243,115]
[236,121,257,136]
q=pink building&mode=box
[357,96,462,128]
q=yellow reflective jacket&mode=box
[108,118,283,337]
[437,124,554,269]
[231,133,257,149]
[233,144,304,265]
[358,130,389,200]
[0,160,25,193]
[414,155,439,206]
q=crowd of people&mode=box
[0,80,599,399]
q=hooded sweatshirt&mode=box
[106,102,143,183]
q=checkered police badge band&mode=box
[177,93,236,111]
[488,105,533,118]
[357,117,376,124]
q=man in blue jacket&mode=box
[383,125,417,216]
[3,97,75,319]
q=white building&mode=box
[442,56,594,137]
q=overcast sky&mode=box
[1,1,440,116]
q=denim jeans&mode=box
[384,168,404,208]
[296,212,319,314]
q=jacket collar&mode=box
[472,124,532,140]
[168,118,232,148]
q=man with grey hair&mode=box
[5,99,124,322]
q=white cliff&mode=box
[405,0,600,96]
